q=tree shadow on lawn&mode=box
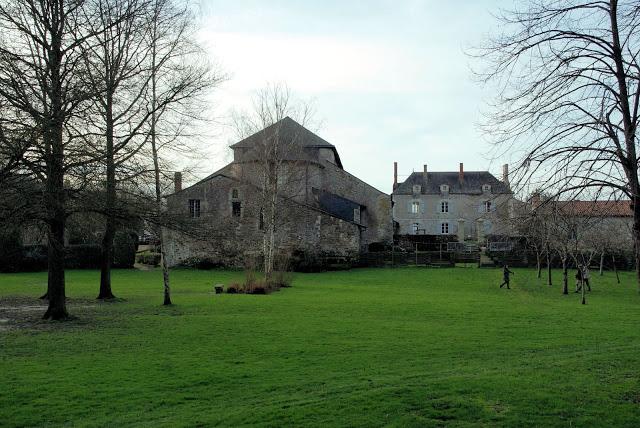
[0,295,108,331]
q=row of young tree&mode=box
[0,0,222,319]
[476,0,640,288]
[514,192,629,304]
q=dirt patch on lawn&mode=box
[0,296,99,331]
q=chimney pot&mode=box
[174,171,182,193]
[502,163,509,185]
[423,164,428,174]
[459,163,464,183]
[393,162,398,190]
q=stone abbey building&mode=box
[164,117,393,267]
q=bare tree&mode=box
[0,0,101,319]
[144,0,221,305]
[231,84,314,279]
[476,1,640,287]
[82,0,155,300]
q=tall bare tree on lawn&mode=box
[476,0,640,287]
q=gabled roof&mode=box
[393,171,511,195]
[230,116,343,168]
[557,200,632,217]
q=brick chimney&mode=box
[174,171,182,193]
[423,164,428,183]
[393,162,398,190]
[458,163,464,183]
[502,163,509,186]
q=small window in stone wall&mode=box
[232,201,241,217]
[484,201,492,212]
[188,199,200,218]
[232,188,239,199]
[353,207,361,223]
[441,201,449,213]
[411,201,420,214]
[441,222,449,234]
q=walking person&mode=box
[575,265,584,292]
[583,265,591,291]
[500,264,513,289]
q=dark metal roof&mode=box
[230,116,343,168]
[393,171,511,195]
[313,188,361,224]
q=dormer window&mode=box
[440,184,449,193]
[412,184,421,194]
[482,184,491,193]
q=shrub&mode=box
[136,252,161,266]
[226,282,242,294]
[180,257,222,269]
[0,229,23,272]
[113,231,138,268]
[65,244,102,269]
[269,270,293,289]
[246,279,269,294]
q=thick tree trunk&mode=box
[581,277,586,305]
[98,100,117,300]
[536,250,542,279]
[42,45,69,320]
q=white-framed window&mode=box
[440,201,449,213]
[441,222,449,234]
[412,223,419,234]
[188,199,200,218]
[440,184,449,193]
[411,201,420,214]
[484,201,492,212]
[412,184,422,194]
[482,184,491,193]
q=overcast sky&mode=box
[195,0,513,193]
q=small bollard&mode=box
[214,285,224,294]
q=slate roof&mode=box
[313,188,362,224]
[393,171,511,195]
[230,116,343,168]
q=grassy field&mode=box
[1,267,640,427]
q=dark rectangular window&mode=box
[232,189,239,199]
[232,201,241,217]
[189,199,200,218]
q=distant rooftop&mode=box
[393,171,511,195]
[230,116,343,168]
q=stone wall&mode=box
[164,173,362,267]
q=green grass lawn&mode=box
[1,267,640,427]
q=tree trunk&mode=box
[581,277,586,305]
[42,50,69,320]
[150,18,171,306]
[159,228,171,305]
[599,251,604,276]
[613,254,620,284]
[98,95,117,300]
[546,250,552,286]
[562,257,568,294]
[536,250,541,278]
